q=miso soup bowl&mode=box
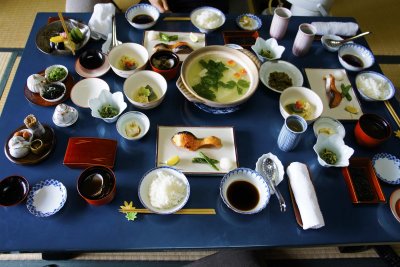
[77,166,116,206]
[180,45,259,108]
[0,175,29,207]
[150,50,180,81]
[354,113,392,147]
[220,168,270,214]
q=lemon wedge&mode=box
[189,32,199,43]
[166,155,180,166]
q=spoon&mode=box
[325,31,371,47]
[84,173,104,197]
[261,158,286,212]
[107,15,120,54]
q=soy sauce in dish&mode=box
[341,54,364,68]
[360,116,389,139]
[227,180,259,211]
[132,14,154,24]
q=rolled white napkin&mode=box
[287,162,325,230]
[88,3,116,40]
[311,22,359,36]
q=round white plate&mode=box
[75,56,111,78]
[372,153,400,184]
[259,60,303,93]
[70,78,110,108]
[313,116,346,138]
[26,179,67,217]
[255,153,284,194]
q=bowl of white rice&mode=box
[355,71,395,101]
[190,6,225,33]
[138,166,190,214]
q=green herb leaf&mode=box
[192,157,219,164]
[199,152,219,171]
[340,83,352,101]
[159,32,178,42]
[218,80,236,89]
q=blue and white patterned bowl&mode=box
[236,14,262,31]
[372,153,400,184]
[26,179,67,217]
[220,168,270,214]
[338,43,375,72]
[125,4,160,30]
[193,102,241,114]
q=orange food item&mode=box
[171,131,222,151]
[227,60,236,66]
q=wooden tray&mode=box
[24,71,74,107]
[222,31,259,49]
[4,125,55,165]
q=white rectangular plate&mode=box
[143,31,205,61]
[156,126,238,175]
[305,68,363,120]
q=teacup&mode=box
[354,113,391,147]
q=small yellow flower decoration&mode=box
[395,130,400,139]
[120,201,134,211]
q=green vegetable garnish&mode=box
[319,148,337,165]
[47,67,67,82]
[133,85,157,103]
[98,104,119,118]
[259,49,273,59]
[340,83,352,101]
[159,32,178,42]
[192,152,219,171]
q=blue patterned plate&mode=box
[372,153,400,184]
[193,102,241,114]
[236,14,262,31]
[26,179,67,217]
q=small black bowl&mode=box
[79,49,105,70]
[0,175,29,207]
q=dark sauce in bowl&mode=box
[132,14,154,24]
[78,168,114,200]
[227,180,259,211]
[41,83,65,100]
[360,114,391,139]
[341,54,364,68]
[79,49,105,70]
[151,51,179,70]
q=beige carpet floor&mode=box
[0,0,399,262]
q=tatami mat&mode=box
[0,55,20,115]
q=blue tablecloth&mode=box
[0,12,399,252]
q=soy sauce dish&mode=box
[79,49,106,70]
[0,175,29,207]
[338,43,374,72]
[125,4,160,30]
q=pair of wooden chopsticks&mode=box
[58,12,75,55]
[384,100,400,128]
[163,17,191,21]
[119,208,216,215]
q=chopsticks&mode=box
[58,12,75,55]
[163,17,191,21]
[119,208,216,215]
[384,100,400,128]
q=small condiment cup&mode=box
[354,113,391,147]
[30,139,45,155]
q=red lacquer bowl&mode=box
[149,50,180,80]
[354,113,391,147]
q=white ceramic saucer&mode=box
[26,179,67,217]
[313,116,346,138]
[70,78,110,108]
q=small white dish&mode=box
[389,189,400,223]
[313,116,345,138]
[236,14,262,31]
[321,34,345,52]
[70,78,110,108]
[220,168,270,214]
[338,43,374,72]
[44,64,68,82]
[40,82,66,103]
[190,6,225,33]
[75,55,110,78]
[108,43,149,78]
[355,71,395,101]
[372,153,400,184]
[116,111,150,140]
[123,70,167,110]
[88,90,127,123]
[251,37,285,62]
[52,104,78,127]
[259,60,303,93]
[26,179,67,217]
[313,134,354,167]
[138,166,190,214]
[255,153,284,194]
[125,3,160,30]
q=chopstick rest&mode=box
[287,162,325,230]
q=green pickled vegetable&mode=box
[319,148,337,165]
[98,104,118,118]
[47,67,67,82]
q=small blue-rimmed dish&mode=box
[355,71,395,101]
[125,4,160,30]
[220,168,270,214]
[236,14,262,31]
[26,179,67,217]
[372,153,400,185]
[138,166,190,214]
[338,43,374,72]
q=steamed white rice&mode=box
[357,76,390,100]
[149,171,187,209]
[195,10,222,29]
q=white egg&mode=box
[220,157,233,170]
